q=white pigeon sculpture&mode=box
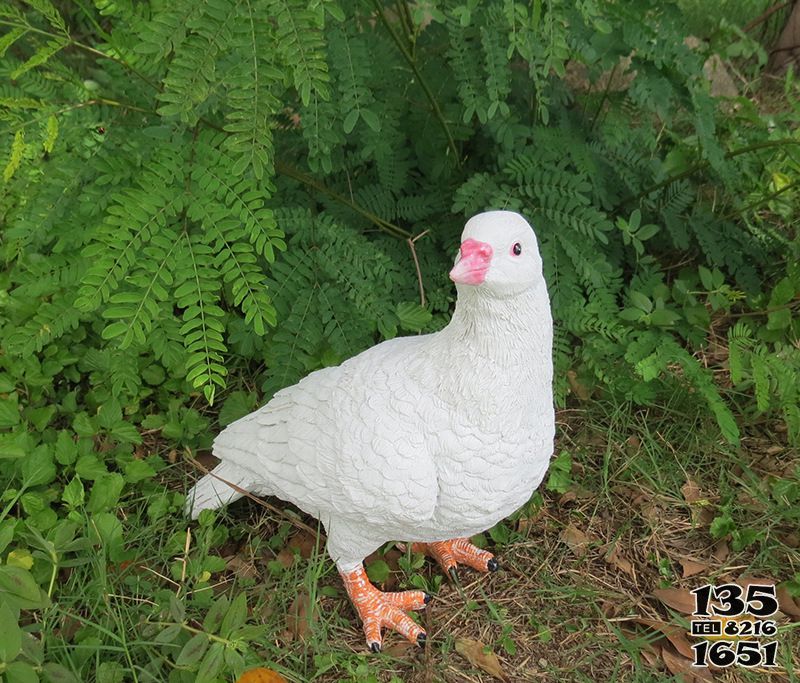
[186,210,554,651]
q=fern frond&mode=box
[266,0,330,106]
[75,164,184,313]
[174,233,227,404]
[222,0,279,179]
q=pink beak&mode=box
[449,238,493,285]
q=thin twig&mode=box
[371,0,461,166]
[744,1,792,31]
[720,179,798,220]
[621,139,800,206]
[589,62,619,130]
[0,19,160,93]
[275,159,411,239]
[407,229,430,307]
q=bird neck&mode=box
[442,284,552,363]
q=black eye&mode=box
[512,242,522,256]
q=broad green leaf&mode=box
[220,592,247,637]
[87,473,125,513]
[0,566,47,610]
[366,559,390,584]
[195,641,224,683]
[0,600,22,662]
[5,660,40,683]
[21,447,56,487]
[176,632,208,666]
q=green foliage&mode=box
[0,0,799,679]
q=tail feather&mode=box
[185,463,254,519]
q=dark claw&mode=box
[487,558,500,572]
[423,592,432,605]
[369,642,381,654]
[417,632,427,647]
[448,567,459,583]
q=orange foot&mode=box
[411,538,499,577]
[340,565,430,652]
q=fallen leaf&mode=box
[662,645,714,682]
[558,490,578,505]
[634,618,694,660]
[455,638,508,682]
[735,576,800,621]
[711,539,729,564]
[640,646,662,668]
[566,370,591,401]
[287,531,318,559]
[383,640,416,658]
[681,479,703,504]
[653,588,695,615]
[236,669,288,683]
[560,524,591,557]
[679,558,709,579]
[662,645,713,682]
[605,546,635,577]
[777,584,800,620]
[285,591,315,641]
[275,548,295,569]
[225,554,258,579]
[626,435,641,450]
[780,532,799,548]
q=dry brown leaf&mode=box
[566,369,591,401]
[560,524,591,557]
[285,591,315,641]
[680,558,709,579]
[777,584,800,620]
[287,531,318,559]
[735,576,800,621]
[225,554,258,579]
[275,548,295,569]
[455,638,508,681]
[780,532,799,548]
[605,546,635,577]
[634,618,694,660]
[236,669,288,683]
[711,539,729,564]
[641,646,662,668]
[681,479,703,504]
[653,588,695,615]
[383,640,416,658]
[661,646,714,682]
[558,490,578,505]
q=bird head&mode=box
[450,211,543,298]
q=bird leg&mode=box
[411,538,499,577]
[339,565,430,652]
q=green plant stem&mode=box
[621,138,800,205]
[720,179,799,220]
[371,0,461,166]
[274,159,412,239]
[589,62,619,130]
[0,19,160,93]
[2,98,157,136]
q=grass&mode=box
[33,392,799,682]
